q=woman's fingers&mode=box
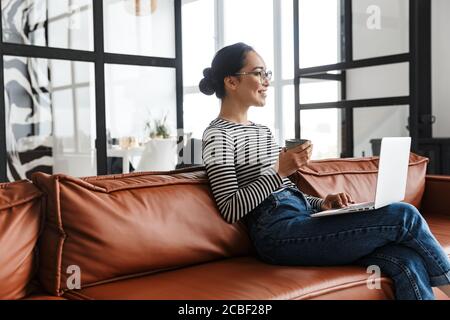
[291,143,312,154]
[339,193,355,207]
[345,192,355,204]
[326,192,355,208]
[292,149,310,159]
[338,193,347,207]
[330,194,342,208]
[307,145,313,157]
[289,145,313,171]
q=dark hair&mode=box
[199,42,254,99]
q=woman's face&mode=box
[230,51,270,107]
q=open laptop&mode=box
[310,137,411,218]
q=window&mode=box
[297,0,343,158]
[0,0,182,181]
[300,109,342,159]
[346,63,409,100]
[103,0,175,57]
[2,0,94,51]
[182,0,296,147]
[3,54,96,180]
[299,0,341,68]
[295,0,412,159]
[352,0,409,60]
[105,64,177,172]
[181,0,217,140]
[223,0,274,70]
[353,105,409,157]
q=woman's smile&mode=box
[258,89,267,98]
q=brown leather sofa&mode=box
[1,153,449,300]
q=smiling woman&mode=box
[199,42,324,224]
[199,42,450,302]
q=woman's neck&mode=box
[218,99,250,125]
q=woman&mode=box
[200,42,450,300]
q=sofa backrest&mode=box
[31,167,251,296]
[292,153,429,209]
[0,180,42,299]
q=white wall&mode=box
[432,0,450,138]
[348,0,410,157]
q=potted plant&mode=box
[145,114,170,139]
[139,114,177,171]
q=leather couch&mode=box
[1,153,449,300]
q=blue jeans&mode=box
[244,187,450,300]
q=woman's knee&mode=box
[389,202,420,216]
[389,202,424,228]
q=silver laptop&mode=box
[310,137,411,218]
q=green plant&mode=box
[145,114,170,139]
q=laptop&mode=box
[310,137,411,218]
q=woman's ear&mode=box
[224,76,239,92]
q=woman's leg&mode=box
[355,243,435,300]
[255,189,450,289]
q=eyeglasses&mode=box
[234,70,272,84]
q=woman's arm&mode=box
[202,127,283,224]
[304,195,325,211]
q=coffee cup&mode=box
[285,138,310,150]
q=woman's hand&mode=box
[273,142,313,178]
[321,192,355,210]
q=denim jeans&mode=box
[244,187,450,300]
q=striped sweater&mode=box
[202,118,324,224]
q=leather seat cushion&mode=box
[63,211,450,301]
[63,256,395,300]
[0,180,42,299]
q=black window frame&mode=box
[0,0,184,182]
[293,0,432,158]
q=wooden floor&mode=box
[433,287,450,300]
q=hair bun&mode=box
[199,67,216,95]
[203,67,213,79]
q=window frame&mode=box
[181,0,294,146]
[0,0,184,181]
[294,0,429,158]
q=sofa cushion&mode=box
[31,167,251,296]
[61,212,450,301]
[0,180,42,299]
[292,153,429,209]
[62,256,394,300]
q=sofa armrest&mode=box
[420,175,450,217]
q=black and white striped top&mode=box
[202,118,324,224]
